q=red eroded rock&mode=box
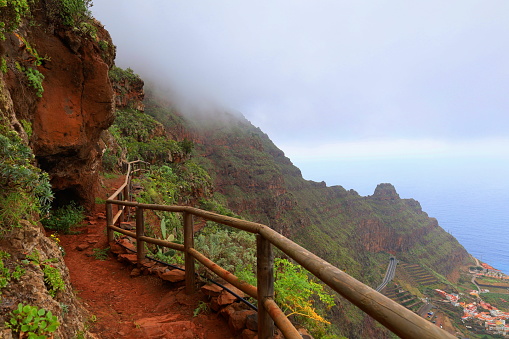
[241,328,258,339]
[117,254,137,264]
[245,313,258,331]
[76,243,90,251]
[217,284,245,306]
[228,310,255,335]
[159,269,186,283]
[201,284,223,297]
[136,314,198,339]
[3,7,116,211]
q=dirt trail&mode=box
[58,175,234,339]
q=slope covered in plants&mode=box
[139,88,473,337]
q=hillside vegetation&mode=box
[0,1,476,336]
[100,79,473,337]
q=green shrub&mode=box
[19,119,32,139]
[1,57,7,73]
[0,0,32,40]
[41,202,84,234]
[0,129,53,232]
[98,40,109,51]
[42,262,64,297]
[109,66,141,84]
[24,250,65,298]
[59,0,92,27]
[92,247,109,261]
[0,191,38,229]
[101,148,118,172]
[6,303,60,337]
[23,67,44,97]
[194,229,256,279]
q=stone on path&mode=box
[135,314,199,339]
[201,284,223,297]
[76,243,90,251]
[217,284,245,306]
[158,269,185,283]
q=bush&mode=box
[0,251,25,289]
[101,149,118,172]
[273,259,336,337]
[23,67,44,97]
[0,128,53,232]
[6,303,60,338]
[41,203,84,234]
[194,228,256,279]
[42,262,65,297]
[59,0,92,27]
[109,66,141,84]
[0,0,32,40]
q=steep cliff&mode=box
[0,1,116,337]
[1,0,115,210]
[143,91,471,281]
[142,90,472,337]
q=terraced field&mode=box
[382,283,424,313]
[399,263,439,286]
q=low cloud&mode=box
[92,1,509,151]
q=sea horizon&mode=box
[292,155,509,275]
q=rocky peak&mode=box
[372,183,400,200]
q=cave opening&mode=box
[52,187,84,209]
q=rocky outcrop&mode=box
[0,222,90,338]
[111,67,145,111]
[372,183,400,200]
[1,3,115,210]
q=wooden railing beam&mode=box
[263,298,302,339]
[188,248,258,299]
[104,160,457,339]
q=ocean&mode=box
[293,156,509,275]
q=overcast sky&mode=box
[92,1,509,176]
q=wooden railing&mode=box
[106,161,455,339]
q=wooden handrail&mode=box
[105,161,456,339]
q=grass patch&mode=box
[102,172,118,180]
[92,247,109,261]
[42,203,85,234]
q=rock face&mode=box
[142,90,472,337]
[111,68,145,111]
[372,183,400,200]
[0,222,90,338]
[2,5,115,209]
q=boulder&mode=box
[117,254,137,264]
[217,284,245,306]
[130,268,142,277]
[76,243,90,251]
[228,310,256,335]
[159,269,185,283]
[201,283,223,297]
[246,312,258,331]
[241,328,258,339]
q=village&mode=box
[434,263,509,337]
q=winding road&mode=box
[376,256,398,292]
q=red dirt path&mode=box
[58,175,234,339]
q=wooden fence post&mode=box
[257,234,275,338]
[136,207,146,266]
[118,192,125,223]
[106,202,113,243]
[184,212,195,294]
[123,184,129,221]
